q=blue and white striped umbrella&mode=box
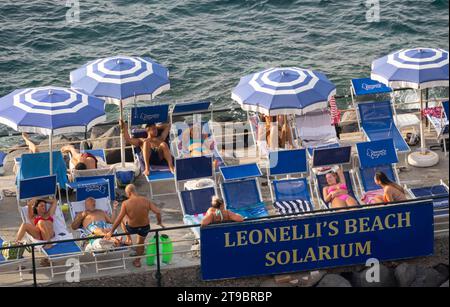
[70,55,170,105]
[0,87,106,135]
[232,67,336,116]
[0,87,106,174]
[371,48,449,89]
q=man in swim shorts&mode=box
[61,145,99,170]
[105,184,164,268]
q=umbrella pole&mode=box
[419,89,426,154]
[119,99,126,168]
[49,132,53,176]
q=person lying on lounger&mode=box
[61,145,100,170]
[16,198,57,249]
[201,196,244,227]
[181,125,214,157]
[120,120,175,177]
[372,171,407,204]
[71,197,121,246]
[323,169,358,209]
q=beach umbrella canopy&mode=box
[371,48,449,161]
[0,87,106,173]
[70,55,170,167]
[231,67,336,116]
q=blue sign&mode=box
[130,104,169,126]
[351,78,392,97]
[201,201,434,280]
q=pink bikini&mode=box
[328,184,350,201]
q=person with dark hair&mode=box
[373,171,407,204]
[201,196,244,226]
[120,120,174,177]
[15,197,57,249]
[61,145,99,170]
[323,169,358,208]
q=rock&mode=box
[434,264,449,280]
[316,274,352,287]
[291,270,326,287]
[352,264,397,287]
[260,277,295,287]
[274,274,293,284]
[441,280,449,287]
[410,267,447,287]
[90,126,121,150]
[395,263,417,287]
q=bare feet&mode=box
[132,258,141,268]
[124,238,133,246]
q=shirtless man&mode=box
[71,197,121,245]
[105,184,163,268]
[120,120,174,176]
[61,145,98,170]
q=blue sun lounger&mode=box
[66,178,128,273]
[176,156,217,239]
[0,151,6,176]
[355,139,401,203]
[310,146,359,209]
[266,149,315,214]
[18,175,82,278]
[16,151,68,189]
[406,181,449,219]
[219,163,268,219]
[130,104,176,198]
[356,100,410,154]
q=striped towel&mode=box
[329,96,341,125]
[183,213,206,226]
[274,200,314,215]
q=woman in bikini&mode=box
[201,196,244,227]
[16,198,57,249]
[323,169,358,209]
[373,171,407,204]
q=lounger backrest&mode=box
[220,163,262,182]
[316,171,357,203]
[268,149,307,176]
[410,185,449,198]
[0,237,5,262]
[359,165,396,192]
[273,178,311,202]
[69,197,111,219]
[180,187,216,216]
[312,146,352,168]
[176,156,213,182]
[19,152,68,188]
[358,101,394,130]
[19,175,57,200]
[443,101,449,120]
[222,179,261,209]
[67,178,111,201]
[172,101,211,117]
[0,151,6,167]
[295,111,337,141]
[356,139,398,169]
[130,104,170,126]
[75,175,115,201]
[351,78,392,97]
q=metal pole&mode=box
[49,132,53,175]
[419,89,426,154]
[155,231,162,287]
[119,99,126,168]
[31,246,37,287]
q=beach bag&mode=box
[405,132,420,146]
[1,241,29,260]
[85,239,114,253]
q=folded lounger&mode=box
[219,163,269,219]
[18,175,81,278]
[66,178,127,273]
[129,104,176,198]
[0,151,6,176]
[426,100,449,155]
[170,101,225,169]
[267,149,315,215]
[406,181,449,219]
[356,100,410,154]
[295,110,340,156]
[355,139,401,204]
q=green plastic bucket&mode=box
[146,234,173,266]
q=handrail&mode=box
[0,194,447,287]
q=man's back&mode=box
[124,196,150,227]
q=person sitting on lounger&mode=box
[16,198,57,249]
[61,145,100,170]
[181,125,214,157]
[21,132,40,154]
[201,196,244,227]
[372,171,407,204]
[121,120,175,177]
[323,169,358,209]
[71,197,121,246]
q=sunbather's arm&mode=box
[47,198,58,217]
[228,211,244,223]
[27,199,35,221]
[323,187,333,203]
[200,212,214,227]
[106,202,127,238]
[120,120,142,147]
[157,123,171,142]
[71,212,85,230]
[105,201,119,223]
[148,200,163,227]
[337,168,346,186]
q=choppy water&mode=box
[0,0,449,142]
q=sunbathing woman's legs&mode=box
[22,133,39,153]
[16,223,41,242]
